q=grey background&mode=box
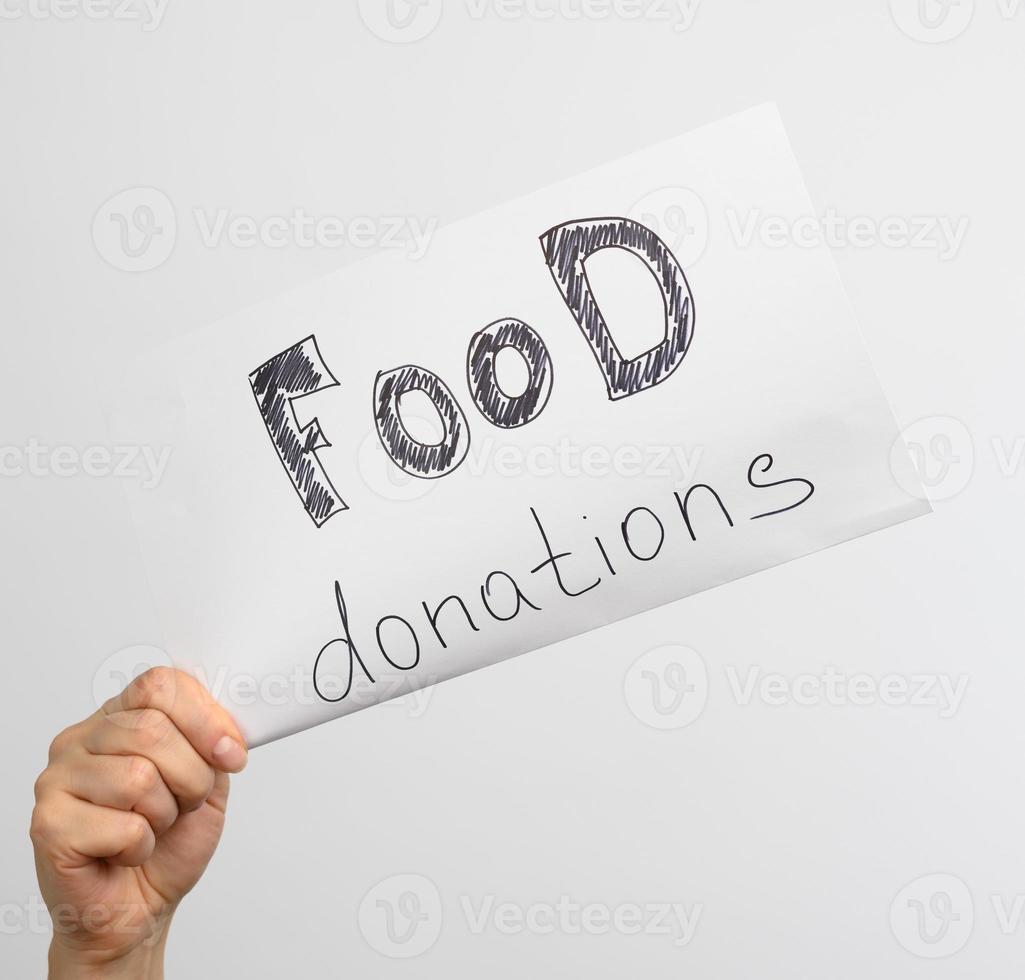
[1,0,1023,976]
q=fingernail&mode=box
[213,735,247,772]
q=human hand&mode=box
[30,668,247,978]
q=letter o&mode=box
[466,318,553,428]
[374,364,471,479]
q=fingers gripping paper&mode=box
[113,106,929,747]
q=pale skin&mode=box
[30,668,248,979]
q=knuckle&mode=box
[116,814,153,863]
[134,666,176,702]
[151,798,179,834]
[181,764,216,809]
[125,813,150,844]
[29,803,57,848]
[125,756,160,798]
[47,726,76,762]
[33,770,52,802]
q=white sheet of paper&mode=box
[111,104,929,747]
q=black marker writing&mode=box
[480,570,542,622]
[249,335,346,527]
[251,217,697,522]
[422,593,480,649]
[621,505,666,562]
[674,484,735,541]
[747,453,816,519]
[466,318,554,428]
[374,364,471,479]
[312,451,817,704]
[375,615,421,671]
[529,506,602,597]
[592,520,617,576]
[540,216,695,400]
[313,582,375,702]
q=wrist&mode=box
[49,926,170,980]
